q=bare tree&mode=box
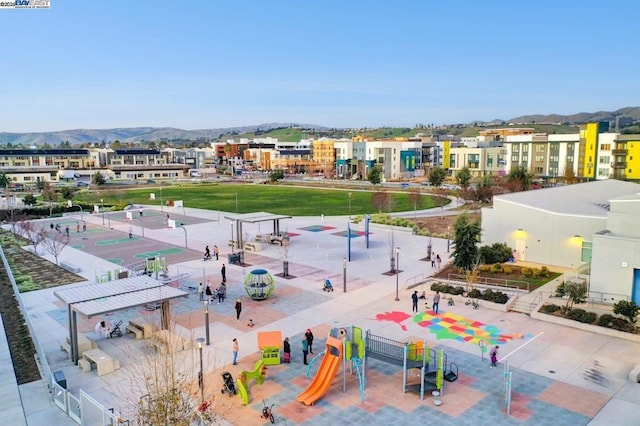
[41,230,69,265]
[407,189,422,221]
[29,227,47,256]
[13,220,32,239]
[118,320,232,425]
[371,190,390,213]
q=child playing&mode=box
[247,319,255,328]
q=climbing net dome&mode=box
[243,269,275,300]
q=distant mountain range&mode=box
[0,123,325,147]
[503,106,640,126]
[2,107,639,147]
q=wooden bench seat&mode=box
[126,324,144,340]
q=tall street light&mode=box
[447,226,451,253]
[100,198,105,225]
[196,337,205,405]
[230,221,235,254]
[348,192,352,219]
[395,247,400,301]
[343,257,347,293]
[204,300,210,345]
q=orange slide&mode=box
[297,336,343,406]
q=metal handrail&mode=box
[405,273,425,289]
[447,273,529,293]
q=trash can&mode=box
[53,370,67,390]
[228,252,241,265]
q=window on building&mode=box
[581,241,592,263]
[535,166,543,174]
[601,144,610,150]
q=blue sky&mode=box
[1,0,638,132]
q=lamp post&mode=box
[343,257,347,293]
[204,301,210,345]
[447,226,451,253]
[395,247,400,301]
[100,198,105,225]
[348,192,352,219]
[196,337,205,405]
[177,224,187,248]
[230,221,235,254]
[160,186,163,212]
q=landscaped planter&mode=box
[531,306,640,343]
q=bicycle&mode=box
[465,298,479,309]
[261,400,275,424]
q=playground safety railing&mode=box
[405,273,425,289]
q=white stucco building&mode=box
[482,180,640,302]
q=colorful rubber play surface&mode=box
[298,225,336,232]
[332,230,368,238]
[374,311,526,346]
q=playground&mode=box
[16,204,640,425]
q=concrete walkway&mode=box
[3,205,640,425]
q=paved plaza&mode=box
[5,204,640,425]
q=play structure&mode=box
[243,268,276,300]
[236,359,268,406]
[363,330,458,400]
[296,326,459,406]
[257,331,282,366]
[297,326,365,406]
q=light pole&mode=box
[178,224,187,248]
[160,186,163,212]
[196,337,205,405]
[100,198,105,225]
[235,192,238,213]
[447,226,451,253]
[348,192,352,219]
[230,221,234,254]
[204,301,210,345]
[395,247,400,301]
[139,216,145,239]
[343,257,347,293]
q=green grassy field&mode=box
[77,184,446,216]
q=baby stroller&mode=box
[322,279,334,292]
[220,371,237,396]
[109,320,123,338]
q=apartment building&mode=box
[0,149,94,184]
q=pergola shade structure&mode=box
[224,212,292,251]
[54,276,188,363]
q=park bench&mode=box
[244,242,262,252]
[60,261,82,273]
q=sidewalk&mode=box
[6,206,640,425]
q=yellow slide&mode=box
[297,336,343,406]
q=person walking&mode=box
[217,283,226,303]
[431,255,436,268]
[232,338,239,365]
[76,222,80,233]
[302,338,309,365]
[128,226,133,239]
[283,337,291,363]
[82,221,87,232]
[221,264,226,283]
[411,291,419,313]
[235,299,242,320]
[213,245,219,260]
[305,329,314,354]
[433,291,441,314]
[198,282,204,301]
[490,345,499,368]
[65,226,70,237]
[436,254,442,269]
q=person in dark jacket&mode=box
[283,337,291,363]
[235,299,242,320]
[305,329,314,354]
[221,264,226,283]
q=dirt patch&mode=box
[411,210,481,235]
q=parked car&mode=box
[76,181,90,187]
